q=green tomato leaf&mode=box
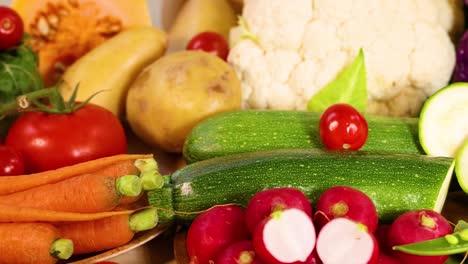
[307,48,367,113]
[393,231,468,256]
[0,44,43,105]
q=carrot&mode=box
[119,191,145,206]
[0,172,143,213]
[0,154,152,195]
[0,222,73,264]
[57,208,158,254]
[0,204,138,222]
[96,159,142,178]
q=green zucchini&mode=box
[148,149,454,223]
[183,110,424,164]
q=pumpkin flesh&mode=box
[12,0,152,86]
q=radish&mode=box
[387,209,453,264]
[303,248,323,264]
[216,240,265,264]
[377,254,401,264]
[314,186,378,233]
[374,225,392,255]
[253,208,316,264]
[186,204,250,264]
[245,187,312,234]
[316,218,379,264]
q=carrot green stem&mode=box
[116,175,142,197]
[134,158,158,173]
[129,208,158,232]
[50,238,74,260]
[140,170,164,190]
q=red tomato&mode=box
[186,31,229,60]
[0,6,24,50]
[0,145,25,176]
[5,103,127,173]
[319,103,368,150]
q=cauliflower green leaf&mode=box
[307,49,367,113]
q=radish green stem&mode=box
[421,213,436,229]
[331,202,349,217]
[129,208,158,232]
[239,251,254,263]
[50,238,74,260]
[357,223,368,232]
[116,175,142,197]
[271,210,282,219]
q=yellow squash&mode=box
[167,0,238,52]
[58,26,167,118]
[12,0,153,86]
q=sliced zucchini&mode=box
[455,139,468,193]
[419,82,468,157]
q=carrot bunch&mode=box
[0,154,162,264]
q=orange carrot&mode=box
[0,223,73,264]
[0,154,151,195]
[96,159,142,178]
[119,192,145,206]
[0,170,143,213]
[0,204,137,222]
[57,208,158,254]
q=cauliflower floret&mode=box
[228,0,464,117]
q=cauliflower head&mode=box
[227,0,465,117]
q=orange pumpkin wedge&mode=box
[12,0,152,86]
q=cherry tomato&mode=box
[319,103,368,150]
[186,31,229,60]
[5,103,127,173]
[0,6,24,50]
[0,145,25,176]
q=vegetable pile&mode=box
[0,154,161,264]
[2,0,468,263]
[228,0,464,117]
[184,186,467,264]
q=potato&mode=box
[126,50,242,153]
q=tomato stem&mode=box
[0,87,59,116]
[0,85,100,117]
